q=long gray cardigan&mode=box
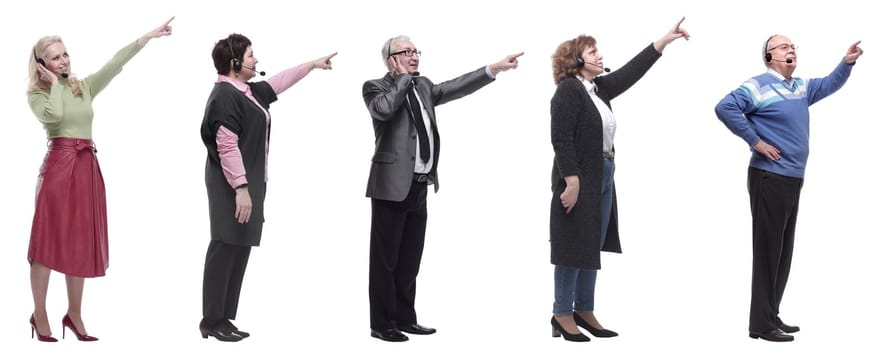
[549,43,661,269]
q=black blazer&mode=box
[362,68,494,201]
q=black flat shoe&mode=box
[551,316,590,342]
[749,329,794,342]
[398,324,436,335]
[221,319,250,338]
[371,328,409,342]
[199,318,242,342]
[573,312,618,338]
[776,318,800,333]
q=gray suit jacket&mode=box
[363,67,494,201]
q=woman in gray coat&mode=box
[548,18,689,342]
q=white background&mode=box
[2,0,884,349]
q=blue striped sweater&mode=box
[715,60,853,178]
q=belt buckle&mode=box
[415,174,428,183]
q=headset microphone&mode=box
[776,58,793,64]
[242,65,265,76]
[585,62,611,73]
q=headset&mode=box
[572,38,585,68]
[227,37,242,72]
[763,35,776,63]
[34,47,46,66]
[386,37,395,58]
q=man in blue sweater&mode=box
[715,34,863,342]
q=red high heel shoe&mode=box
[29,314,58,342]
[62,314,99,341]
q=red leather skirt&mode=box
[28,138,108,277]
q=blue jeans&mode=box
[553,158,615,315]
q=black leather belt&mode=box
[413,173,431,183]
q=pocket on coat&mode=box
[372,152,397,164]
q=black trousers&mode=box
[203,240,252,320]
[369,179,429,331]
[747,167,803,332]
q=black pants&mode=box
[747,167,803,332]
[203,240,252,320]
[369,180,429,331]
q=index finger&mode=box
[674,16,686,29]
[850,40,862,49]
[163,16,175,26]
[510,52,525,59]
[327,52,338,60]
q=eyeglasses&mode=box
[767,43,798,51]
[389,49,421,58]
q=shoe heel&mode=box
[62,325,66,339]
[552,326,562,338]
[201,329,209,339]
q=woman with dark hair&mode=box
[198,33,336,342]
[548,18,688,342]
[26,17,174,343]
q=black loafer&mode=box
[398,324,437,335]
[371,328,409,342]
[776,319,800,333]
[749,329,794,342]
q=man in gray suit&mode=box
[362,35,522,342]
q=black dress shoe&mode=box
[776,318,800,333]
[749,329,794,342]
[221,319,250,338]
[199,318,242,342]
[371,328,409,342]
[398,324,437,335]
[573,312,618,338]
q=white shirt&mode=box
[578,76,616,152]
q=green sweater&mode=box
[28,40,143,139]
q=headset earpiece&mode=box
[763,35,775,63]
[34,48,46,66]
[572,38,585,68]
[227,37,242,72]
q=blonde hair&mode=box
[28,36,82,98]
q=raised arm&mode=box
[87,17,174,97]
[267,52,336,95]
[487,52,524,77]
[653,16,690,53]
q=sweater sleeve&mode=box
[83,40,143,98]
[28,84,65,125]
[805,59,853,106]
[715,82,761,147]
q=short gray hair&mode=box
[381,35,411,63]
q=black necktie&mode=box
[407,83,431,164]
